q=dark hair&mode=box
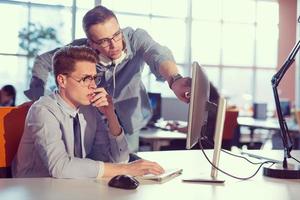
[1,84,16,106]
[82,5,117,37]
[52,45,99,86]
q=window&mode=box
[102,0,279,112]
[0,0,95,104]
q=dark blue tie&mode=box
[73,114,82,158]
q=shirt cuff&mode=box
[96,161,105,179]
[108,128,125,141]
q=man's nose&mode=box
[89,79,97,89]
[109,39,117,48]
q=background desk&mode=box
[140,128,186,151]
[0,150,300,200]
[237,117,300,148]
[238,117,299,132]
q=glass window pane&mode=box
[77,0,95,9]
[223,0,255,23]
[0,55,28,105]
[117,14,151,31]
[76,8,90,39]
[30,5,72,52]
[222,68,253,108]
[0,4,27,54]
[151,0,187,18]
[26,0,72,6]
[204,67,220,89]
[255,69,275,110]
[257,1,279,25]
[146,64,184,97]
[102,0,150,15]
[192,0,221,20]
[222,24,255,66]
[150,18,186,63]
[192,21,221,65]
[148,74,174,97]
[256,24,278,68]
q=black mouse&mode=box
[108,175,139,190]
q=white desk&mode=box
[0,150,300,200]
[139,128,186,150]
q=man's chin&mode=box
[81,100,92,106]
[110,52,122,60]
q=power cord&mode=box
[198,137,275,180]
[201,136,275,165]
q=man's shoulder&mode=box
[122,27,148,38]
[30,94,60,114]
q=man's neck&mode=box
[57,90,79,111]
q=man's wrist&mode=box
[168,74,183,89]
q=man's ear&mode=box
[57,74,67,88]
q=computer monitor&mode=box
[183,62,226,183]
[147,92,162,125]
[279,100,291,117]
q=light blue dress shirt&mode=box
[12,92,129,178]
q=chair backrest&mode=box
[223,109,239,140]
[0,102,32,177]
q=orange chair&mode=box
[0,102,32,178]
[222,109,239,150]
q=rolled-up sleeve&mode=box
[130,28,175,81]
[89,113,130,164]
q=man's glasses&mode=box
[66,74,102,87]
[89,30,122,48]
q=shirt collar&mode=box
[54,91,79,118]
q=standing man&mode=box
[12,46,164,178]
[24,5,191,152]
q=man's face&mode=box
[59,61,98,109]
[87,17,124,60]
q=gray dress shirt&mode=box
[12,92,129,178]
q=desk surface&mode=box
[140,128,186,140]
[238,117,299,133]
[1,150,300,200]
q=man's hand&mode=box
[103,159,165,177]
[124,159,165,177]
[171,77,191,103]
[90,87,114,117]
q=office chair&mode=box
[222,109,239,150]
[0,102,33,178]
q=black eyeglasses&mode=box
[66,74,102,87]
[89,30,122,48]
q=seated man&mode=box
[12,46,164,178]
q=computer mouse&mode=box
[108,175,139,190]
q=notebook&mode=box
[136,168,183,183]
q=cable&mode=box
[201,137,274,165]
[198,137,275,180]
[291,155,300,163]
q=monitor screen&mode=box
[184,62,226,182]
[147,92,162,125]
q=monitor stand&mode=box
[182,97,227,184]
[182,177,225,183]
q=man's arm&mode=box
[24,49,57,101]
[130,28,191,103]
